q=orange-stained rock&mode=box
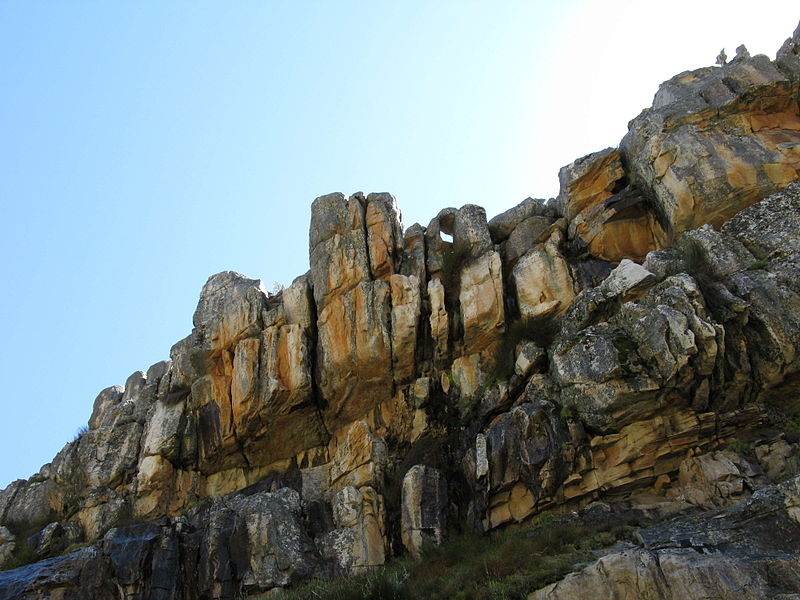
[134,455,175,519]
[192,374,243,474]
[309,192,371,308]
[365,192,403,280]
[557,148,668,262]
[317,281,393,428]
[329,485,387,571]
[459,251,505,355]
[622,55,800,237]
[451,354,484,399]
[192,271,268,354]
[390,274,421,384]
[328,421,387,490]
[512,230,575,319]
[428,278,449,366]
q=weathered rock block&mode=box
[459,251,505,354]
[622,55,800,237]
[556,148,667,262]
[317,280,393,427]
[390,274,421,384]
[400,465,447,556]
[513,231,575,319]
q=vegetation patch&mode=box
[3,542,38,571]
[727,439,750,453]
[612,335,637,363]
[678,238,729,320]
[272,516,637,600]
[748,259,770,270]
[559,405,575,421]
[786,418,800,434]
[181,498,210,515]
[72,425,89,443]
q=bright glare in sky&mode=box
[0,1,797,486]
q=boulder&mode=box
[400,465,447,556]
[621,54,800,237]
[513,230,575,319]
[488,197,550,243]
[556,148,667,262]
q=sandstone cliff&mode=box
[1,21,800,600]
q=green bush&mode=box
[273,566,411,600]
[612,335,637,363]
[72,425,89,443]
[3,542,38,571]
[559,405,575,421]
[748,259,770,270]
[727,439,749,453]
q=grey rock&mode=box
[121,370,146,406]
[88,385,123,430]
[282,272,314,329]
[732,44,751,62]
[401,465,447,555]
[531,475,800,599]
[1,480,60,532]
[454,204,492,258]
[400,223,427,285]
[722,181,800,262]
[485,403,566,497]
[192,270,268,350]
[365,192,404,279]
[488,197,548,242]
[777,21,800,78]
[0,527,14,569]
[309,192,370,307]
[424,207,457,276]
[650,55,785,112]
[143,360,170,400]
[503,215,556,267]
[514,342,545,378]
[598,259,657,299]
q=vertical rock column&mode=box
[309,192,404,431]
[455,205,505,356]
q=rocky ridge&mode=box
[1,21,800,600]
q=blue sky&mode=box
[0,1,796,486]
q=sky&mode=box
[0,1,797,487]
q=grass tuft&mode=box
[273,516,636,600]
[727,439,749,453]
[2,542,38,571]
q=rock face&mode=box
[556,148,668,262]
[530,475,800,600]
[622,50,800,238]
[3,20,800,600]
